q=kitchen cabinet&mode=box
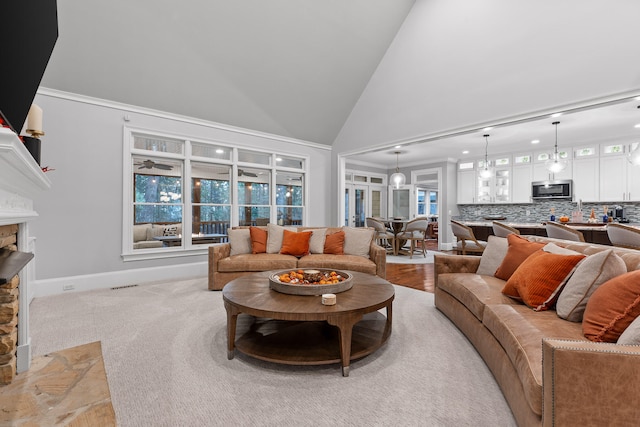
[476,157,511,203]
[573,157,599,202]
[457,167,476,204]
[628,163,640,201]
[532,150,572,182]
[600,155,626,201]
[512,165,533,203]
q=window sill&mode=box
[121,246,210,262]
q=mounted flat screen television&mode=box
[0,1,58,134]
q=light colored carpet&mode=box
[30,278,515,426]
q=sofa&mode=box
[434,234,640,427]
[133,223,182,249]
[208,224,386,291]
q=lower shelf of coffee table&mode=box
[234,312,390,365]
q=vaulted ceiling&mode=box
[41,0,416,145]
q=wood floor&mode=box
[386,240,454,293]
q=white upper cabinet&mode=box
[457,162,476,204]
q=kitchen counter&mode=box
[460,221,640,246]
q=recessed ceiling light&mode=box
[394,145,402,149]
[276,157,282,161]
[531,139,540,144]
[462,150,469,154]
[635,124,640,129]
[215,149,224,154]
[483,127,493,131]
[551,113,562,118]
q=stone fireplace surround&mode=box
[0,127,51,383]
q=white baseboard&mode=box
[33,261,207,298]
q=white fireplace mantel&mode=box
[0,126,51,373]
[0,127,51,225]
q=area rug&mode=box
[29,278,516,426]
[0,341,116,426]
[386,250,447,264]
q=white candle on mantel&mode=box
[26,104,43,132]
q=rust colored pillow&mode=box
[249,227,268,254]
[494,234,546,280]
[279,230,312,257]
[324,231,345,255]
[582,270,640,342]
[503,250,585,310]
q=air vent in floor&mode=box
[110,284,139,290]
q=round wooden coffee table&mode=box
[222,271,395,376]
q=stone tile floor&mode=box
[0,341,116,426]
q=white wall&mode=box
[30,90,331,293]
[333,0,640,152]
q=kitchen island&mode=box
[459,221,635,246]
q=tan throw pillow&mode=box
[556,250,627,322]
[228,228,251,256]
[617,315,640,345]
[583,270,640,342]
[308,228,327,254]
[266,223,297,254]
[494,234,546,280]
[342,227,374,258]
[503,250,585,310]
[476,236,508,276]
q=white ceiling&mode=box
[348,96,640,169]
[41,0,416,145]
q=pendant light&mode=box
[390,151,406,189]
[628,106,640,166]
[545,121,568,173]
[478,134,493,179]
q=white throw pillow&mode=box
[476,236,508,276]
[617,315,640,345]
[266,223,297,254]
[342,227,374,258]
[543,242,582,256]
[228,228,251,256]
[556,249,627,322]
[308,228,327,254]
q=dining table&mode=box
[381,218,409,255]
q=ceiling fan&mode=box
[221,169,258,177]
[134,159,174,170]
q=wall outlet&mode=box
[63,284,75,291]
[526,210,531,216]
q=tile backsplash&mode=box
[457,201,640,224]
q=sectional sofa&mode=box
[208,224,386,291]
[435,235,640,426]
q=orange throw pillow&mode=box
[249,227,268,254]
[494,234,546,281]
[279,230,312,257]
[582,270,640,342]
[503,250,585,310]
[324,231,345,255]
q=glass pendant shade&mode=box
[546,121,567,173]
[390,151,406,188]
[478,134,493,178]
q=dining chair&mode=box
[606,223,640,249]
[545,221,585,242]
[366,217,395,253]
[395,217,429,258]
[492,221,520,238]
[450,220,487,255]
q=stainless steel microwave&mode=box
[531,180,573,200]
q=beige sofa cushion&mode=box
[133,223,152,242]
[266,223,298,253]
[342,227,374,258]
[556,250,627,322]
[228,228,251,255]
[218,253,297,272]
[476,236,508,275]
